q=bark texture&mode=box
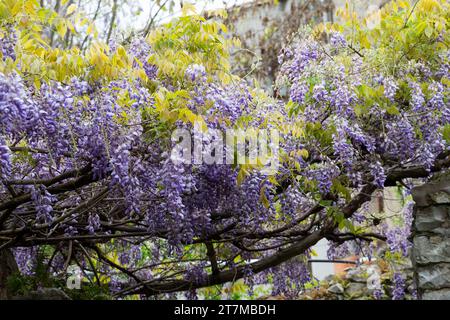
[0,248,18,299]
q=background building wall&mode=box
[225,0,388,92]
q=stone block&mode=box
[415,206,450,233]
[417,264,450,290]
[413,235,450,264]
[345,282,368,297]
[422,288,450,300]
[412,180,450,207]
[327,283,344,294]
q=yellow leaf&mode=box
[87,23,95,35]
[398,1,410,9]
[260,186,270,209]
[57,21,67,38]
[181,2,196,16]
[22,38,34,50]
[419,0,440,12]
[66,4,77,16]
[117,46,126,56]
[237,168,247,186]
[66,20,76,33]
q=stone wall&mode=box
[411,173,450,300]
[293,260,415,300]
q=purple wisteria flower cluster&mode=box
[276,29,449,299]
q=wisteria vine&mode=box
[0,0,449,300]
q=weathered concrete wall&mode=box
[225,0,335,91]
[411,173,450,300]
[333,0,389,20]
[225,0,389,91]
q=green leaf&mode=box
[386,105,400,115]
[260,186,270,209]
[443,124,450,143]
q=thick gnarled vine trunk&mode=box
[0,248,18,299]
